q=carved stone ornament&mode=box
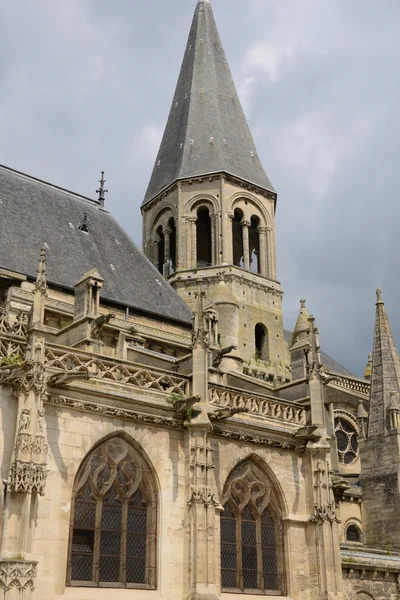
[222,463,272,515]
[8,460,47,495]
[310,459,338,524]
[188,485,221,508]
[0,560,37,594]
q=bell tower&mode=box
[142,0,289,382]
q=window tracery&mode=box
[334,412,359,465]
[220,461,284,594]
[67,437,157,589]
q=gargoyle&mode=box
[170,395,201,414]
[48,370,89,388]
[294,424,322,442]
[209,406,248,421]
[212,345,237,367]
[91,313,115,339]
[318,369,343,385]
[0,360,33,384]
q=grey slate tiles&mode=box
[0,165,192,324]
[142,0,275,207]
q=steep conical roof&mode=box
[291,299,310,346]
[142,0,275,206]
[368,288,400,437]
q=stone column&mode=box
[257,226,267,277]
[190,217,198,269]
[210,214,217,266]
[152,236,160,269]
[241,220,250,271]
[266,227,273,279]
[163,226,172,277]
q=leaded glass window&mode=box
[67,437,157,589]
[220,461,284,594]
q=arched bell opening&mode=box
[156,225,164,275]
[166,217,176,275]
[232,208,244,268]
[255,323,269,362]
[196,207,212,267]
[249,215,260,274]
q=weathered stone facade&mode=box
[0,1,399,599]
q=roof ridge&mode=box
[0,164,102,207]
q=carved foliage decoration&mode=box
[0,560,37,594]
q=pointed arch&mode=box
[220,457,286,594]
[67,434,157,589]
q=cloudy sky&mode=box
[1,0,399,376]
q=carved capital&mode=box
[0,560,37,593]
[257,226,268,235]
[8,460,47,495]
[241,219,251,228]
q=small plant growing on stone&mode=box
[128,326,138,336]
[0,353,22,366]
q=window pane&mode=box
[264,572,279,590]
[243,569,258,589]
[222,569,237,588]
[73,501,96,529]
[127,506,147,532]
[126,557,146,584]
[262,510,279,591]
[71,554,93,581]
[221,505,238,589]
[99,555,120,582]
[102,503,122,530]
[100,530,121,555]
[71,528,94,582]
[127,533,146,557]
[241,515,258,590]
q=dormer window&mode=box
[78,212,89,233]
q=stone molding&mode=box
[211,427,304,453]
[46,394,183,430]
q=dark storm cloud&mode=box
[1,0,399,375]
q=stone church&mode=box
[0,1,399,599]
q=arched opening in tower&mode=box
[168,217,176,273]
[232,208,244,267]
[156,225,165,274]
[196,207,212,267]
[249,216,260,274]
[255,323,269,361]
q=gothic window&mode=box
[255,323,269,362]
[346,524,362,543]
[220,461,284,594]
[196,207,212,267]
[232,208,244,267]
[67,437,157,589]
[334,413,359,465]
[249,216,260,274]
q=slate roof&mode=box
[0,165,192,325]
[142,0,275,207]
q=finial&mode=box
[300,298,306,309]
[96,171,108,207]
[376,287,384,304]
[34,247,47,295]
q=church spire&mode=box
[367,288,400,437]
[142,0,274,206]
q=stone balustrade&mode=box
[209,385,307,425]
[329,374,370,397]
[45,345,189,396]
